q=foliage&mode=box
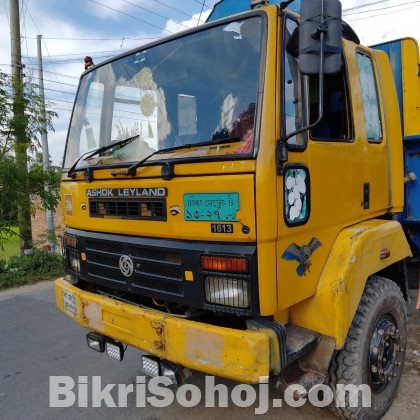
[0,71,57,156]
[0,226,20,261]
[33,224,65,249]
[0,70,59,245]
[28,158,62,213]
[7,248,63,272]
[0,248,65,289]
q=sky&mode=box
[1,0,419,166]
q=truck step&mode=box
[246,320,322,372]
[285,324,321,365]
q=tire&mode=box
[328,276,407,419]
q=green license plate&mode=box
[184,193,240,221]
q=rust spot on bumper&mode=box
[151,321,165,350]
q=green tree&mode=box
[0,70,59,254]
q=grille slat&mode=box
[128,248,181,264]
[89,198,166,220]
[86,240,123,254]
[135,265,183,281]
[131,278,184,295]
[87,253,120,267]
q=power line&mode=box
[36,54,117,64]
[21,0,31,66]
[343,0,420,16]
[32,68,79,80]
[27,49,130,58]
[1,63,79,81]
[346,3,420,20]
[19,0,24,19]
[46,106,72,113]
[42,87,76,96]
[121,0,191,30]
[192,0,212,10]
[6,62,80,79]
[4,0,10,25]
[88,0,173,34]
[197,0,206,25]
[44,79,77,88]
[45,96,76,104]
[25,75,78,87]
[343,0,391,13]
[150,0,200,22]
[24,5,73,110]
[25,53,124,65]
[22,36,161,41]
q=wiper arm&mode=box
[111,136,241,177]
[67,134,140,179]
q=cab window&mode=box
[308,63,354,141]
[283,16,306,147]
[356,52,382,142]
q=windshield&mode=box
[63,16,264,169]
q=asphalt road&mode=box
[0,280,418,419]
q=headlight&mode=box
[67,247,81,274]
[64,233,80,274]
[205,276,250,308]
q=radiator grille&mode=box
[89,198,166,220]
[85,239,183,296]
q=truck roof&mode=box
[206,0,301,22]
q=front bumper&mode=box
[55,278,270,383]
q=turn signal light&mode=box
[64,234,77,249]
[201,255,249,274]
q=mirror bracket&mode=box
[276,138,289,176]
[311,22,328,40]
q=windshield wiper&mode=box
[67,134,140,179]
[111,136,241,177]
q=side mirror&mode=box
[299,0,342,75]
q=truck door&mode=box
[354,46,390,216]
[276,19,363,310]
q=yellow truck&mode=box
[55,0,420,417]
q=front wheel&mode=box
[328,276,407,419]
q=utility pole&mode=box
[10,0,33,255]
[37,35,56,252]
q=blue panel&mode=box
[410,230,420,253]
[207,0,301,22]
[372,41,403,124]
[404,135,420,222]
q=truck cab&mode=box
[56,1,419,418]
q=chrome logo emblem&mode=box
[119,255,134,277]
